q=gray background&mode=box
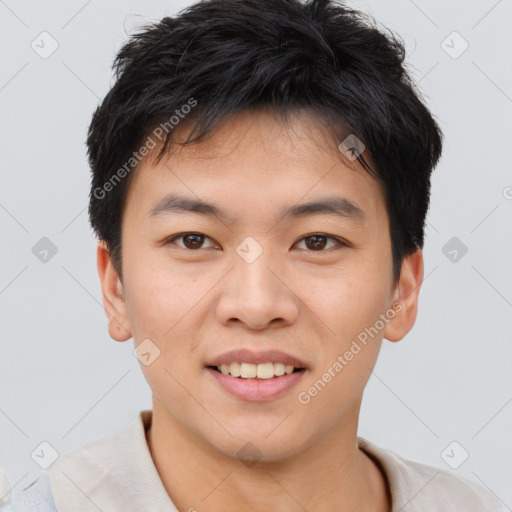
[1,0,511,507]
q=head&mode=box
[91,0,442,461]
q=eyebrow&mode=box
[148,193,366,224]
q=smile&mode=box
[206,364,306,402]
[212,362,304,379]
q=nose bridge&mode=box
[216,238,299,328]
[235,240,282,304]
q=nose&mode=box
[215,248,300,330]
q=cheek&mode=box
[304,266,390,340]
[123,257,219,380]
[297,267,391,402]
[296,275,387,416]
[124,273,176,341]
[123,246,200,338]
[125,268,202,401]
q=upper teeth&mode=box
[217,362,296,379]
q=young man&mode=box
[0,0,503,510]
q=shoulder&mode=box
[0,420,124,512]
[0,470,57,512]
[0,426,122,512]
[358,438,503,512]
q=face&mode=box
[98,108,422,461]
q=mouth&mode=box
[205,349,309,401]
[207,362,306,380]
[205,355,308,401]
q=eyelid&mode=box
[165,232,219,249]
[164,232,349,251]
[294,233,349,251]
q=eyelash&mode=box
[164,232,348,252]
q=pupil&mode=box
[306,235,326,250]
[184,234,204,249]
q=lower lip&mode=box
[206,367,306,402]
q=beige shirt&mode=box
[5,409,502,511]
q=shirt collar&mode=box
[47,409,178,512]
[47,409,406,512]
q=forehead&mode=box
[124,108,387,232]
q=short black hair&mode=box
[87,0,443,284]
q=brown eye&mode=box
[296,234,346,251]
[166,233,217,250]
[182,234,205,249]
[304,235,328,250]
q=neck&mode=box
[145,400,391,512]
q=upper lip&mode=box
[206,349,308,369]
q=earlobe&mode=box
[383,248,424,343]
[96,242,132,342]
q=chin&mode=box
[200,421,313,464]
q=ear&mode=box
[383,248,424,343]
[96,241,132,342]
